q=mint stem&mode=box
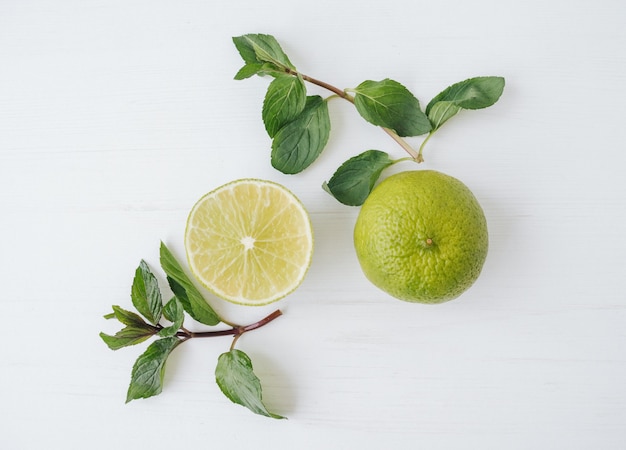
[175,309,283,341]
[288,69,352,101]
[382,127,420,161]
[417,131,434,163]
[287,68,421,162]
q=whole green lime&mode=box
[353,170,488,303]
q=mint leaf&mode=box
[109,305,149,328]
[425,76,505,130]
[232,34,294,75]
[271,95,331,174]
[126,336,181,403]
[215,349,285,419]
[100,326,155,351]
[166,273,221,327]
[234,62,285,80]
[234,63,265,80]
[352,79,431,137]
[263,75,307,137]
[101,306,157,350]
[159,242,220,326]
[158,296,184,338]
[131,260,162,326]
[425,101,462,131]
[323,150,395,206]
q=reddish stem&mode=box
[175,310,283,340]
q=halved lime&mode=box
[185,179,313,306]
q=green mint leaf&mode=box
[101,306,157,350]
[234,63,264,80]
[166,274,220,328]
[100,325,155,351]
[215,349,285,419]
[263,75,307,137]
[159,242,221,326]
[232,34,294,73]
[110,305,149,328]
[271,95,331,174]
[131,260,162,326]
[234,62,285,80]
[162,296,183,322]
[126,336,181,403]
[158,297,184,338]
[323,150,395,206]
[103,312,116,320]
[352,79,431,137]
[426,101,462,131]
[425,76,505,130]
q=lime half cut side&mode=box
[185,179,314,306]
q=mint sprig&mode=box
[233,33,505,206]
[100,242,285,419]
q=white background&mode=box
[2,0,625,448]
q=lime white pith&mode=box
[354,170,488,304]
[185,179,313,306]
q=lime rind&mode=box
[354,170,488,304]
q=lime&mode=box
[353,170,488,303]
[185,179,313,306]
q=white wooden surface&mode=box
[2,1,625,448]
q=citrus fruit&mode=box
[353,170,488,303]
[184,179,313,306]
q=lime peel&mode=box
[354,170,488,303]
